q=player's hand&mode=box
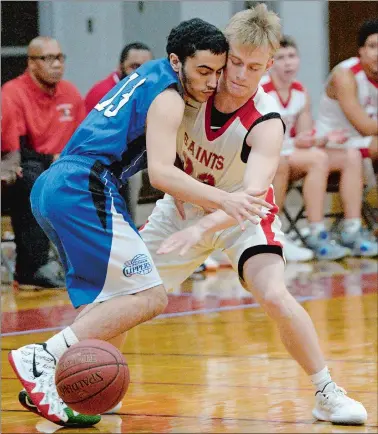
[0,166,22,185]
[173,198,186,220]
[157,225,204,256]
[294,130,316,148]
[1,151,22,185]
[221,189,272,230]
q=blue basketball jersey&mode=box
[61,58,179,183]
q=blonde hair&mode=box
[224,3,282,54]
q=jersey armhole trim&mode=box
[240,112,285,163]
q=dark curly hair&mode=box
[280,35,298,51]
[166,18,229,63]
[358,19,378,47]
[119,42,151,64]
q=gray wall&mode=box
[122,1,180,59]
[39,1,125,95]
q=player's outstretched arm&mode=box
[157,118,284,255]
[146,89,272,228]
[332,68,378,136]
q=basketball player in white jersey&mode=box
[317,20,378,255]
[317,19,378,159]
[141,5,368,425]
[262,36,376,259]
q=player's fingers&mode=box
[157,238,177,254]
[233,212,246,231]
[245,189,267,197]
[179,206,186,220]
[245,191,272,209]
[175,200,186,220]
[247,196,272,209]
[179,242,191,256]
[244,203,268,219]
[239,208,260,225]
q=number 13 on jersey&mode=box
[95,72,146,118]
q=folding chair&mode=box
[137,170,164,205]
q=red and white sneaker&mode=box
[9,343,100,427]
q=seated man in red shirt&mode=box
[85,42,153,113]
[1,36,86,289]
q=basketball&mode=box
[55,339,129,415]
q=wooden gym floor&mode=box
[1,258,377,433]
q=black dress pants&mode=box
[10,154,53,282]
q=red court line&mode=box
[2,274,377,334]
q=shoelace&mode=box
[323,386,348,405]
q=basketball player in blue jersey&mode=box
[8,19,272,428]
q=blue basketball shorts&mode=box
[30,155,163,308]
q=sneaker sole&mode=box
[8,351,61,424]
[351,252,378,258]
[18,390,41,417]
[312,407,367,425]
[18,390,101,427]
[315,253,350,261]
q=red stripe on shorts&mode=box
[138,219,149,232]
[260,187,282,247]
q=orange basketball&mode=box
[55,339,129,415]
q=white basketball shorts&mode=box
[140,187,285,291]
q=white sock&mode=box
[45,327,79,361]
[310,366,334,392]
[343,218,361,234]
[309,222,326,237]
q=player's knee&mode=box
[258,285,294,319]
[344,148,363,170]
[310,148,329,171]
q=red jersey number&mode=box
[182,153,215,186]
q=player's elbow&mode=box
[147,165,167,191]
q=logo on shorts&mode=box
[123,254,152,277]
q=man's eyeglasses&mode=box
[29,54,66,64]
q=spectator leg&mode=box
[368,136,378,162]
[287,148,329,223]
[326,148,363,219]
[10,161,50,281]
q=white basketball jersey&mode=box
[317,57,378,138]
[260,74,307,153]
[176,86,283,193]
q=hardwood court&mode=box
[1,258,377,433]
